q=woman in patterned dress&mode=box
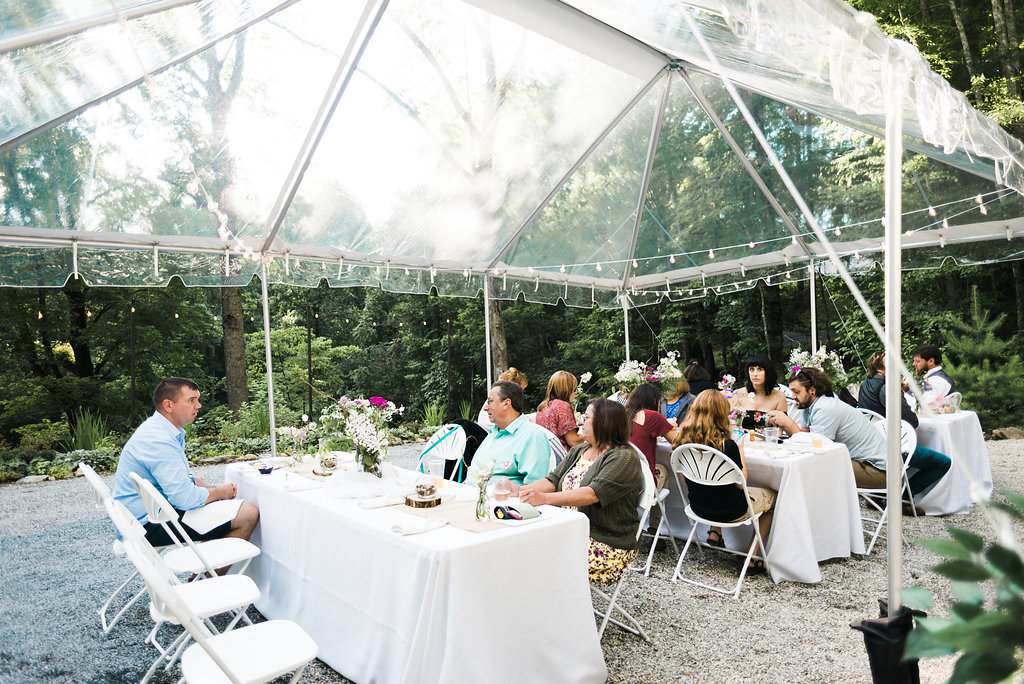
[520,399,644,586]
[534,370,583,451]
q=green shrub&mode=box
[903,491,1024,683]
[64,447,121,473]
[13,419,69,452]
[459,399,475,422]
[421,401,445,428]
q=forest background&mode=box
[3,0,1024,478]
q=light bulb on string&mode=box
[595,263,602,271]
[632,259,638,268]
[669,254,676,264]
[708,249,715,259]
[559,264,566,273]
[942,217,949,230]
[174,313,179,319]
[86,310,92,317]
[834,227,842,236]
[980,204,988,215]
[748,241,755,249]
[130,306,135,313]
[37,311,43,319]
[928,206,937,216]
[792,235,798,245]
[250,316,255,321]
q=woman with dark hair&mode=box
[520,399,644,586]
[624,383,679,473]
[673,390,775,570]
[535,370,583,451]
[733,355,788,424]
[683,361,716,395]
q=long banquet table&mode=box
[227,463,607,684]
[655,438,864,584]
[914,410,992,515]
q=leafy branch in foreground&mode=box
[902,490,1024,684]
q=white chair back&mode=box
[629,444,658,541]
[129,473,220,575]
[873,419,917,462]
[79,462,111,505]
[671,443,745,488]
[536,425,567,469]
[418,424,466,478]
[858,407,884,423]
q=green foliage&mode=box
[943,287,1024,429]
[421,400,445,428]
[903,492,1024,684]
[13,419,69,452]
[65,407,108,451]
[459,399,475,422]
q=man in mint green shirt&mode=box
[475,381,552,485]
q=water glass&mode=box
[764,427,780,444]
[492,477,511,502]
[427,458,445,488]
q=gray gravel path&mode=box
[2,441,1022,683]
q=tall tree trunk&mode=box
[920,0,931,23]
[222,287,247,414]
[993,0,1022,96]
[1012,260,1024,332]
[949,0,978,79]
[486,288,509,380]
[64,282,94,377]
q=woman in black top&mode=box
[673,390,775,571]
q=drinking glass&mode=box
[764,427,780,444]
[492,477,511,502]
[427,458,444,488]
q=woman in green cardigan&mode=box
[520,398,644,587]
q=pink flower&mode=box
[369,396,387,408]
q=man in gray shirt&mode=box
[767,368,888,489]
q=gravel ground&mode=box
[1,441,1022,683]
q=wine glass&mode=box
[492,477,511,502]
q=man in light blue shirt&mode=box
[112,377,258,546]
[767,368,887,489]
[474,381,552,485]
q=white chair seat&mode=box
[180,620,319,684]
[162,537,259,575]
[150,574,260,625]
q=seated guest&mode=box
[625,383,680,474]
[683,360,717,395]
[113,377,259,550]
[673,390,775,571]
[732,355,788,426]
[660,378,694,423]
[475,380,551,485]
[477,367,527,431]
[859,351,951,497]
[912,344,956,401]
[766,368,888,490]
[520,399,643,587]
[535,370,584,451]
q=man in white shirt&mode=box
[912,344,955,400]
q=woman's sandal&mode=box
[748,559,767,575]
[707,530,725,548]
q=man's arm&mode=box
[518,431,555,485]
[147,437,214,511]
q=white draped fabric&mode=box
[656,438,864,584]
[227,464,607,684]
[914,410,993,516]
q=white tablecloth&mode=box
[914,410,992,515]
[655,439,864,584]
[227,464,607,684]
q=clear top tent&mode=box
[2,0,1024,306]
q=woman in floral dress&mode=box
[520,399,644,586]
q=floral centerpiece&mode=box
[275,414,316,458]
[465,458,509,520]
[614,351,683,393]
[787,345,849,389]
[318,395,404,477]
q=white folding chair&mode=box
[418,424,466,480]
[536,426,567,470]
[128,473,260,578]
[947,391,962,411]
[118,508,317,684]
[592,449,654,642]
[859,420,918,554]
[80,462,154,634]
[105,499,262,683]
[857,407,884,423]
[670,444,771,599]
[629,446,678,577]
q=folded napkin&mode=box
[282,474,323,492]
[391,518,447,535]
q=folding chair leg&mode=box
[593,578,651,642]
[100,577,147,634]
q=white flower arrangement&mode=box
[579,371,592,385]
[614,351,683,390]
[718,373,736,391]
[788,345,850,389]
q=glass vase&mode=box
[475,484,488,520]
[357,446,382,478]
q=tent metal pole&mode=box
[623,295,631,362]
[484,277,493,389]
[809,263,817,353]
[261,259,278,457]
[884,75,905,614]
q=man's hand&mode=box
[765,410,800,436]
[206,482,236,504]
